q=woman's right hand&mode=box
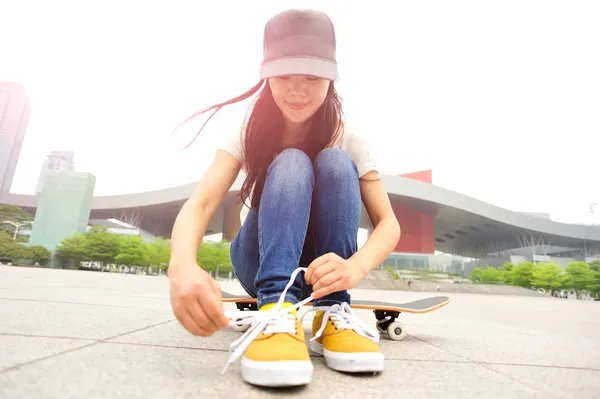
[168,262,230,336]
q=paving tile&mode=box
[0,335,94,372]
[107,317,465,363]
[1,266,598,398]
[0,342,544,399]
[0,267,171,311]
[409,323,600,369]
[486,364,600,399]
[0,299,174,340]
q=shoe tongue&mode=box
[259,301,297,315]
[328,309,351,327]
[260,303,298,335]
[315,308,346,324]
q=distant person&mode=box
[166,9,401,387]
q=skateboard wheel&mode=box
[231,319,249,332]
[387,322,407,341]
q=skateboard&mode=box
[221,291,451,341]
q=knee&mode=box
[268,148,314,187]
[314,148,357,181]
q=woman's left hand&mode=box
[305,253,366,299]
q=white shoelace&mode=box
[222,267,312,373]
[304,302,380,344]
[222,266,380,373]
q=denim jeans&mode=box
[230,148,362,308]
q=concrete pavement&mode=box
[1,265,598,398]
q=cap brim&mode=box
[260,57,338,81]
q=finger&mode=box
[201,281,230,329]
[306,258,326,284]
[313,271,342,292]
[313,279,345,299]
[196,284,229,331]
[201,300,229,330]
[310,262,337,287]
[187,296,221,333]
[306,253,337,283]
[176,306,212,337]
[312,275,343,299]
[175,282,217,332]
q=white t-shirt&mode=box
[218,123,379,225]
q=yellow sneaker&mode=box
[226,302,313,387]
[308,303,384,373]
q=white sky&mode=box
[1,0,599,225]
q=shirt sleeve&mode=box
[217,127,244,165]
[345,128,379,178]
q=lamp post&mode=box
[591,203,598,226]
[1,220,33,240]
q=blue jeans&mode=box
[230,148,362,308]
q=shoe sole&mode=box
[241,357,313,387]
[309,341,384,373]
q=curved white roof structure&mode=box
[2,174,599,257]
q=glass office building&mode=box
[29,171,96,253]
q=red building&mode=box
[392,170,435,254]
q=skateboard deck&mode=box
[221,290,451,340]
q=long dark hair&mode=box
[175,79,344,209]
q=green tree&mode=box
[0,228,50,264]
[55,233,89,267]
[469,267,482,282]
[212,239,233,273]
[27,245,51,263]
[469,266,504,284]
[0,230,21,258]
[565,261,594,299]
[197,241,220,272]
[530,262,566,293]
[6,243,30,260]
[478,266,504,284]
[0,205,33,239]
[0,205,33,223]
[510,261,535,288]
[114,235,149,266]
[588,261,600,298]
[498,261,515,284]
[85,226,119,265]
[147,237,171,269]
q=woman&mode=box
[168,9,401,387]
